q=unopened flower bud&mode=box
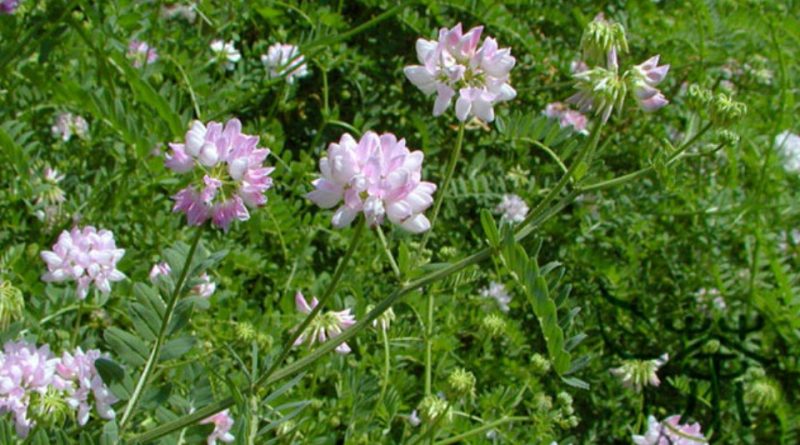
[687,84,713,108]
[369,305,395,332]
[419,395,452,425]
[530,353,551,375]
[580,13,629,68]
[482,313,507,337]
[610,354,669,392]
[447,367,476,398]
[716,129,740,146]
[711,94,747,125]
[0,279,24,329]
[568,67,627,123]
[235,322,256,342]
[702,339,721,354]
[745,378,780,409]
[534,393,553,411]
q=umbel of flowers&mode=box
[632,415,707,445]
[165,118,275,231]
[404,23,516,122]
[293,292,356,354]
[567,13,670,122]
[0,340,117,437]
[307,131,437,233]
[40,226,126,300]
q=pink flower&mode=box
[40,226,126,299]
[52,112,89,141]
[0,0,18,14]
[127,40,158,68]
[293,292,356,354]
[200,409,235,444]
[542,102,589,135]
[633,415,707,445]
[261,43,309,83]
[165,119,274,231]
[56,348,118,426]
[404,23,516,122]
[570,60,588,74]
[149,262,216,298]
[307,132,436,233]
[630,55,670,112]
[0,341,60,437]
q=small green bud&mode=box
[276,419,297,437]
[0,280,24,330]
[580,13,628,67]
[446,367,477,398]
[716,129,740,146]
[687,84,713,108]
[530,353,551,375]
[711,93,747,126]
[556,391,573,407]
[234,322,256,342]
[534,393,553,411]
[256,333,273,349]
[745,378,781,410]
[702,339,721,354]
[419,395,452,425]
[481,313,507,337]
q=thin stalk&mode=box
[369,327,392,421]
[376,226,401,278]
[433,416,529,445]
[424,287,434,395]
[71,299,83,347]
[421,122,466,250]
[516,122,604,232]
[258,219,366,385]
[119,227,203,431]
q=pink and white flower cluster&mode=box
[480,281,512,312]
[149,261,216,298]
[127,40,159,68]
[543,102,589,135]
[261,43,309,83]
[52,112,89,142]
[404,23,516,122]
[610,353,669,392]
[629,55,670,112]
[40,226,126,300]
[495,194,529,223]
[633,415,707,445]
[0,341,117,437]
[166,118,275,231]
[293,292,356,354]
[307,132,436,233]
[200,409,235,445]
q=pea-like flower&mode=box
[127,40,158,68]
[293,292,356,354]
[55,348,118,426]
[40,226,126,300]
[543,102,589,135]
[307,132,436,234]
[165,119,274,231]
[261,43,309,83]
[629,55,670,112]
[404,23,516,122]
[632,415,707,445]
[200,410,235,445]
[210,40,241,71]
[610,354,669,392]
[495,194,529,223]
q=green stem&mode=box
[433,416,529,445]
[376,225,401,278]
[424,287,434,395]
[71,299,83,347]
[369,327,392,421]
[258,218,366,386]
[119,227,203,432]
[421,122,466,250]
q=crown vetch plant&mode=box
[2,2,792,444]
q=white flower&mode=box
[210,40,241,71]
[261,43,309,83]
[495,194,529,223]
[480,281,512,312]
[775,131,800,173]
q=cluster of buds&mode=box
[566,14,670,122]
[367,305,395,332]
[446,367,476,399]
[686,84,747,126]
[743,367,781,410]
[0,279,24,329]
[417,394,452,425]
[33,167,67,226]
[481,313,507,337]
[292,292,356,354]
[404,23,516,122]
[609,353,669,392]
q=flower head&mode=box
[55,348,118,426]
[161,3,196,23]
[580,13,628,68]
[127,40,158,68]
[495,194,529,223]
[568,67,627,123]
[772,130,797,170]
[480,281,512,312]
[610,353,669,392]
[210,40,240,71]
[165,119,274,231]
[404,23,516,122]
[149,262,216,298]
[292,292,356,354]
[628,55,670,112]
[307,132,437,233]
[261,43,309,83]
[632,415,707,445]
[543,102,589,134]
[201,410,235,445]
[52,113,89,142]
[370,305,395,332]
[0,0,18,14]
[40,226,126,299]
[0,341,60,437]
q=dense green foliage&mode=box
[0,0,798,444]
